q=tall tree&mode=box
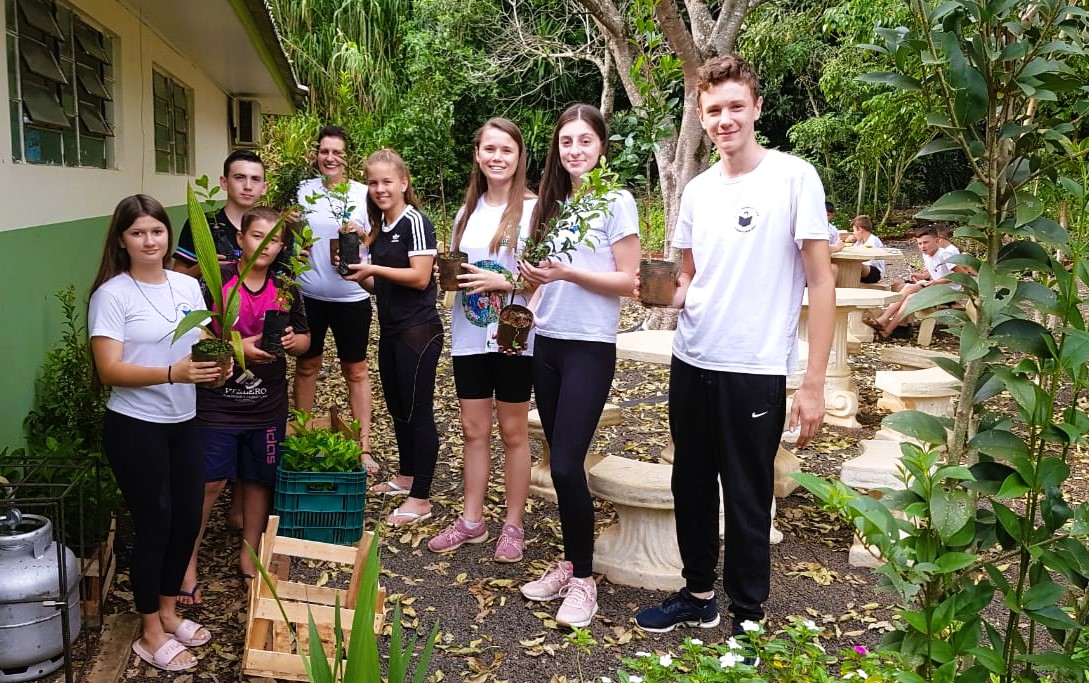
[575,0,768,245]
[271,0,408,118]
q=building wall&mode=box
[0,0,238,447]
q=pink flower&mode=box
[853,646,868,655]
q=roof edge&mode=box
[230,0,308,110]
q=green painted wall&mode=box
[0,204,187,449]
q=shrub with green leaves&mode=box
[281,410,363,473]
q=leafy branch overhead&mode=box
[520,161,621,265]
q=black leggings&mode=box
[532,335,616,578]
[378,322,443,499]
[103,410,204,614]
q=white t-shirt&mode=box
[673,150,829,375]
[924,243,961,290]
[296,177,371,302]
[860,233,886,275]
[449,197,538,356]
[88,271,205,423]
[533,190,640,344]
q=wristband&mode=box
[167,364,173,384]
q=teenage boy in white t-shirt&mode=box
[867,224,966,338]
[635,54,834,637]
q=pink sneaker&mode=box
[493,524,524,563]
[427,517,488,553]
[520,560,573,601]
[556,576,598,628]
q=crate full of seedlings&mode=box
[274,411,366,545]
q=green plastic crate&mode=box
[274,467,367,545]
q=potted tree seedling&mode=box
[260,222,316,357]
[303,179,359,276]
[173,184,287,388]
[497,161,620,351]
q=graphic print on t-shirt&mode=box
[460,259,509,327]
[736,206,760,233]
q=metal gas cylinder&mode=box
[0,513,81,683]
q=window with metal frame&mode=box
[6,0,115,167]
[152,69,190,175]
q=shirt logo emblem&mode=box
[735,207,759,233]
[391,234,402,243]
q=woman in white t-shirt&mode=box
[515,104,640,628]
[426,118,537,563]
[292,125,377,473]
[88,195,224,672]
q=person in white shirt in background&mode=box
[850,214,886,284]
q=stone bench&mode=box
[879,346,958,369]
[839,440,908,568]
[588,456,684,591]
[528,403,622,502]
[874,366,960,441]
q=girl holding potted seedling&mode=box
[515,104,640,628]
[293,125,378,474]
[89,195,224,672]
[426,118,537,562]
[342,148,443,527]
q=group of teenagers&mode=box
[87,54,837,672]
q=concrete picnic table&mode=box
[831,245,905,287]
[801,287,900,428]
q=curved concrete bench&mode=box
[587,456,684,591]
[875,366,960,442]
[840,440,910,568]
[528,403,622,502]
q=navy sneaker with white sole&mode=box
[635,588,720,632]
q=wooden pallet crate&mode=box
[79,515,117,623]
[241,515,386,681]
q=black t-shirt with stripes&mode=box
[371,205,441,335]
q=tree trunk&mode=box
[576,0,761,329]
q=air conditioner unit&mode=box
[230,98,261,147]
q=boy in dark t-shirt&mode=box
[173,150,269,276]
[181,207,310,594]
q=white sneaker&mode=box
[520,561,573,601]
[555,576,598,628]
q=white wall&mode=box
[0,0,231,231]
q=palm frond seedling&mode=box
[173,184,288,387]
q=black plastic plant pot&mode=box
[191,339,233,389]
[496,304,534,353]
[261,310,291,357]
[437,251,469,291]
[337,232,362,276]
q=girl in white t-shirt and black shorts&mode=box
[515,104,641,628]
[89,195,224,672]
[426,118,537,563]
[293,126,377,473]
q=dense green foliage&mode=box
[281,411,363,473]
[799,2,1089,681]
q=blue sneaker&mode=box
[635,588,720,632]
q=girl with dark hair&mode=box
[293,125,378,473]
[516,104,640,628]
[88,195,224,671]
[426,118,537,563]
[342,148,443,527]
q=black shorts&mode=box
[860,268,882,284]
[452,353,533,403]
[201,423,284,487]
[299,296,372,363]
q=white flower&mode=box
[726,637,742,650]
[659,655,673,667]
[635,651,651,658]
[600,678,612,683]
[689,638,704,646]
[629,677,644,683]
[802,619,819,632]
[857,670,867,679]
[842,673,856,680]
[741,620,760,632]
[815,642,826,653]
[719,652,743,668]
